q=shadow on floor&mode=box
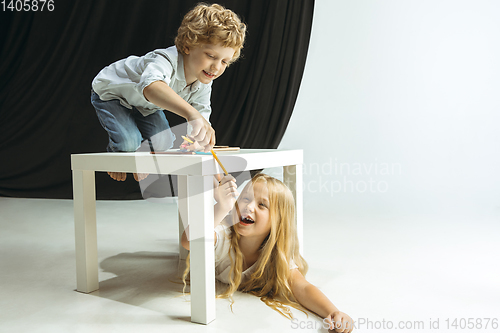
[90,251,190,316]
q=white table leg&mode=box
[177,175,189,260]
[284,165,304,256]
[73,170,99,293]
[187,175,216,324]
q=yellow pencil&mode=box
[183,136,228,175]
[183,135,241,217]
[210,149,228,175]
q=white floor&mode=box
[1,197,499,333]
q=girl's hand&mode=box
[213,174,238,213]
[325,311,354,333]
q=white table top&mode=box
[71,149,303,176]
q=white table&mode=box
[71,149,303,324]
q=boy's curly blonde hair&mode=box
[175,3,246,63]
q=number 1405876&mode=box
[2,0,54,11]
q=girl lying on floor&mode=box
[181,173,353,332]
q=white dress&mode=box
[214,225,298,284]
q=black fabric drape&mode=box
[0,0,314,199]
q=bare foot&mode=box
[133,173,149,181]
[108,172,127,181]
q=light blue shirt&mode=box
[92,46,212,123]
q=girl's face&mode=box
[234,181,271,239]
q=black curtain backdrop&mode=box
[0,0,314,199]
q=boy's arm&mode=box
[143,81,215,150]
[290,269,354,332]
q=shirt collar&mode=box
[176,51,202,92]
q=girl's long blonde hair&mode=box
[182,173,308,319]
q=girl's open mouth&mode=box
[239,216,254,226]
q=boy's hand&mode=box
[188,114,215,152]
[213,174,238,213]
[325,311,354,333]
[180,138,203,152]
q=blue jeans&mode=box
[91,91,175,152]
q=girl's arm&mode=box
[181,174,238,250]
[290,269,353,332]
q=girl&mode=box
[181,174,354,332]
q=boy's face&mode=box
[183,43,236,85]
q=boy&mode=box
[91,4,246,181]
